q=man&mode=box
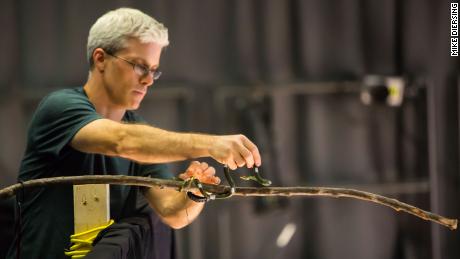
[7,8,261,259]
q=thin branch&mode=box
[0,175,457,230]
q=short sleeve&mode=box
[27,89,103,158]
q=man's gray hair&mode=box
[87,7,169,67]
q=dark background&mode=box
[0,0,459,259]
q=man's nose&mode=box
[140,73,154,87]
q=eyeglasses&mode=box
[105,52,162,80]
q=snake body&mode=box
[186,165,271,202]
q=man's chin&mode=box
[127,102,142,111]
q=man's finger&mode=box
[241,136,262,167]
[189,161,201,169]
[226,159,238,170]
[178,173,189,180]
[232,151,246,168]
[199,162,209,171]
[202,166,216,176]
[189,161,206,173]
[238,145,254,168]
[189,161,201,167]
[201,175,220,185]
[209,176,221,185]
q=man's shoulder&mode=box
[38,87,92,110]
[28,87,96,125]
[42,87,86,103]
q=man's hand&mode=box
[179,161,220,185]
[209,134,262,170]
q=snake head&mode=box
[240,167,272,186]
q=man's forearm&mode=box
[72,118,259,169]
[117,123,215,163]
[144,187,204,229]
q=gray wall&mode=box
[0,1,459,259]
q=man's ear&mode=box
[92,48,106,72]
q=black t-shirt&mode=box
[7,87,174,259]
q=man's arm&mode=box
[143,187,203,229]
[143,161,219,229]
[71,119,259,229]
[71,119,261,169]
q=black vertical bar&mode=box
[427,79,441,259]
[394,0,403,75]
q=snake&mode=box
[186,165,272,203]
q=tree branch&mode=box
[0,175,457,230]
